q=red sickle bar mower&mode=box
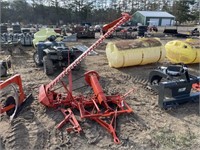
[0,74,33,120]
[38,13,135,144]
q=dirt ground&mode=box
[0,34,200,150]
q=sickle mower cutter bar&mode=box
[38,13,134,144]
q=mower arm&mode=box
[46,13,130,90]
[38,13,131,107]
[102,16,124,33]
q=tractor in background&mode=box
[33,35,83,75]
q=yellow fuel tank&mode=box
[165,39,200,64]
[106,38,165,68]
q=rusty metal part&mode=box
[102,14,129,34]
[192,83,200,91]
[0,74,33,119]
[91,110,120,144]
[0,74,25,101]
[0,104,15,114]
[38,13,133,144]
[56,108,82,133]
[78,71,134,144]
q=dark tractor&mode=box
[33,38,83,75]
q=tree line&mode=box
[1,0,199,26]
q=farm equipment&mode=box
[137,25,148,37]
[0,25,8,33]
[12,25,21,33]
[163,27,178,35]
[62,34,77,42]
[148,25,158,32]
[1,32,33,46]
[102,18,126,38]
[32,28,61,48]
[113,27,137,39]
[190,28,199,36]
[102,16,127,35]
[149,64,200,109]
[72,23,95,39]
[38,13,133,144]
[0,56,11,77]
[33,36,83,75]
[103,20,148,39]
[163,26,190,38]
[0,74,33,120]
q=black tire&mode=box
[150,76,162,85]
[33,52,43,66]
[0,65,7,77]
[4,96,16,116]
[43,56,54,75]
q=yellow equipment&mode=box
[106,38,165,68]
[165,39,200,64]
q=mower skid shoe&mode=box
[11,94,34,120]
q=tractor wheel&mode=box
[33,52,42,66]
[43,56,54,75]
[4,96,16,116]
[150,76,162,85]
[0,65,7,77]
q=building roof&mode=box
[137,11,175,18]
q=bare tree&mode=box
[1,0,199,25]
